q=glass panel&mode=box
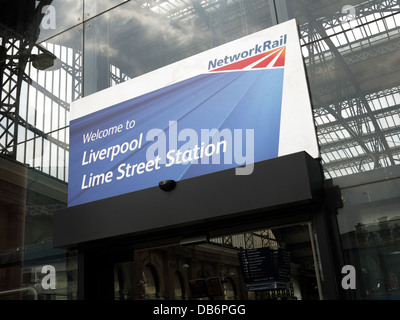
[283,0,400,34]
[292,1,400,300]
[36,0,83,43]
[83,0,275,96]
[174,271,185,300]
[0,158,26,298]
[21,27,83,181]
[0,156,75,300]
[290,4,400,179]
[142,265,159,299]
[84,0,128,19]
[223,277,238,300]
[1,19,80,298]
[337,168,400,299]
[119,223,322,300]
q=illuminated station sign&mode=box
[67,19,319,207]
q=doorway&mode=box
[113,222,323,300]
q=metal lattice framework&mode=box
[210,229,279,250]
[2,0,400,182]
[0,26,32,158]
[297,0,400,177]
[1,0,398,262]
[110,0,400,179]
[0,1,81,180]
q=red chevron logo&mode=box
[210,46,286,72]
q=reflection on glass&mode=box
[223,277,237,300]
[337,167,400,299]
[16,27,82,182]
[83,0,274,96]
[0,12,81,297]
[122,224,320,300]
[84,0,128,19]
[174,271,185,300]
[282,0,400,178]
[36,0,83,43]
[284,0,399,30]
[142,265,159,299]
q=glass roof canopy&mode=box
[2,0,400,182]
[122,0,400,179]
[297,0,400,178]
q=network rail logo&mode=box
[208,34,287,72]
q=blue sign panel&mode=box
[68,69,284,207]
